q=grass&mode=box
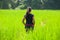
[0,10,60,40]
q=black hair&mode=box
[26,7,32,17]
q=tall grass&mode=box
[0,10,60,40]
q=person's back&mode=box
[26,14,33,24]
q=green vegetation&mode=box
[0,10,60,40]
[0,0,60,9]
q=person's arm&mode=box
[22,16,26,25]
[32,16,35,25]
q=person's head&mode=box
[27,7,32,13]
[26,7,32,16]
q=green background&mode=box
[0,10,60,40]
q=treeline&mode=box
[0,0,60,9]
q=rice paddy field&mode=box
[0,10,60,40]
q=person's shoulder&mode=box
[30,14,34,16]
[24,15,26,18]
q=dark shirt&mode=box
[25,14,34,24]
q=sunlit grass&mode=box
[0,10,60,40]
